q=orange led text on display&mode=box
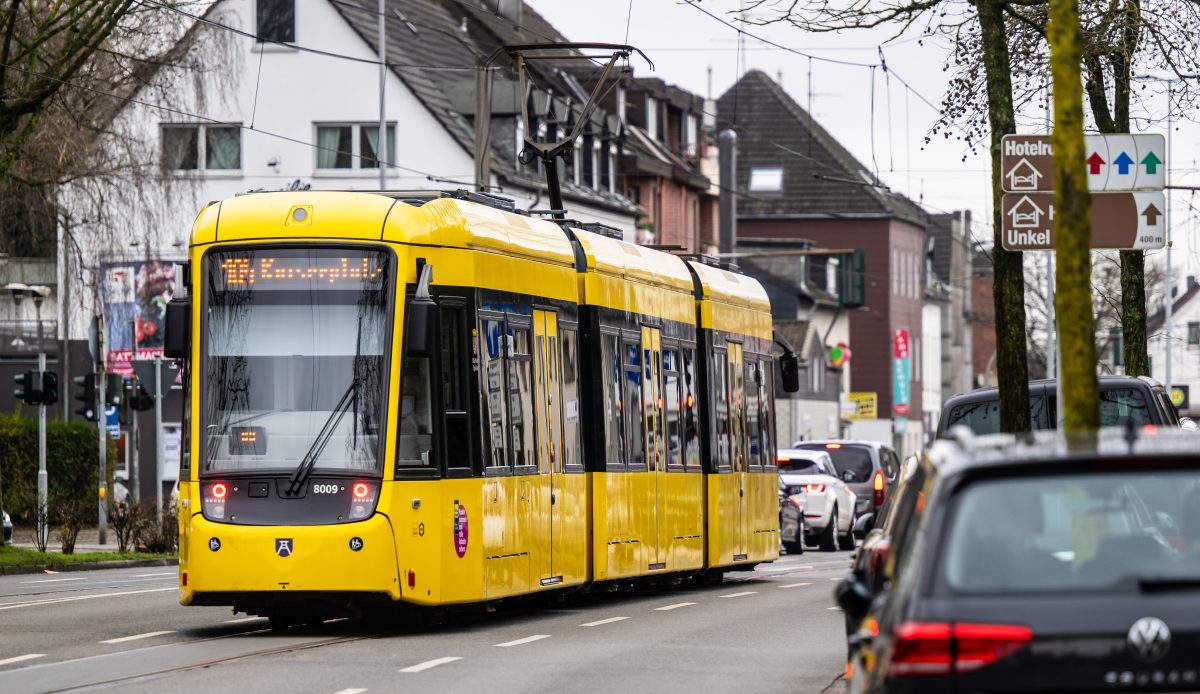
[220,257,384,286]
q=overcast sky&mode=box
[532,0,1200,285]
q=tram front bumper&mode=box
[179,513,402,605]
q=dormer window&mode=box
[257,0,295,43]
[748,167,783,193]
[647,97,658,141]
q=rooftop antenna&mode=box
[475,43,653,219]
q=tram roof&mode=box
[568,227,695,293]
[687,259,771,312]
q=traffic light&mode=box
[13,370,40,405]
[128,379,153,411]
[40,370,58,406]
[104,373,123,407]
[73,373,97,421]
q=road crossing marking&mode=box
[719,591,757,598]
[494,634,551,647]
[130,572,175,578]
[99,630,175,644]
[778,582,812,589]
[22,577,87,584]
[333,689,368,694]
[758,565,812,572]
[0,653,45,667]
[0,586,176,611]
[400,657,462,673]
[580,616,628,627]
[654,602,696,611]
[224,617,264,624]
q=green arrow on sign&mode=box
[1141,151,1162,174]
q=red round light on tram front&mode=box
[352,482,370,499]
[211,482,227,499]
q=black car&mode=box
[838,429,1200,693]
[936,376,1183,439]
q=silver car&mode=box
[778,448,857,551]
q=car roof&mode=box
[943,376,1164,405]
[928,427,1199,479]
[777,448,831,461]
[793,439,885,450]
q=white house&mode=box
[1148,276,1200,417]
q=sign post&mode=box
[133,358,179,522]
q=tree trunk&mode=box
[978,0,1031,432]
[1114,1,1147,376]
[1049,0,1099,435]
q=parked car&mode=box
[838,428,1200,693]
[792,440,900,529]
[2,509,11,545]
[778,448,856,552]
[936,375,1183,438]
[778,485,806,555]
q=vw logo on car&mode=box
[1127,617,1171,664]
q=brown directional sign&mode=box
[1001,134,1166,193]
[1001,191,1167,251]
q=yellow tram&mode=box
[168,190,796,623]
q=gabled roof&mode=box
[716,69,926,227]
[1148,283,1200,334]
[329,0,639,215]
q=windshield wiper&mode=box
[284,379,360,497]
[1137,576,1200,592]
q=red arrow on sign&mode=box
[1142,203,1161,226]
[1087,152,1105,175]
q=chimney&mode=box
[718,129,737,255]
[1189,275,1198,292]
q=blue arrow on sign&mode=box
[1113,151,1135,175]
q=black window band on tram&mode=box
[200,247,392,476]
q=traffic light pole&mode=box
[96,367,107,545]
[37,351,47,550]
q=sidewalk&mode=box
[11,526,132,553]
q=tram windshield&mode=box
[201,247,391,474]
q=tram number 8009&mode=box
[313,484,342,494]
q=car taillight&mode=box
[348,481,379,520]
[890,621,1032,677]
[873,470,885,506]
[202,481,228,520]
[805,483,826,493]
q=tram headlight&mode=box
[202,481,228,520]
[348,481,379,520]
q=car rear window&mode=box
[940,467,1200,594]
[943,396,1049,436]
[797,444,872,483]
[778,459,820,474]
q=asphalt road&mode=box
[0,550,852,694]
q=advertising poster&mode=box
[102,261,179,376]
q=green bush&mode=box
[0,411,116,525]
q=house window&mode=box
[1189,322,1200,345]
[647,97,658,140]
[748,168,783,193]
[684,114,698,156]
[591,138,602,190]
[257,0,295,43]
[161,124,241,172]
[315,123,395,170]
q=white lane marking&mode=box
[22,577,87,584]
[130,572,175,578]
[0,653,46,667]
[99,630,175,644]
[333,689,368,694]
[654,602,696,611]
[778,582,813,589]
[579,616,628,627]
[224,617,264,624]
[758,565,813,572]
[399,656,462,673]
[494,634,551,647]
[719,591,757,598]
[827,606,842,611]
[830,577,841,581]
[0,587,176,611]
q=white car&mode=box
[778,448,857,551]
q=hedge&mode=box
[0,411,116,524]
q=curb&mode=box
[0,557,178,576]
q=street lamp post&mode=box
[8,282,51,548]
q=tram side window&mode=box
[561,328,581,470]
[624,340,645,470]
[760,360,775,467]
[441,304,470,471]
[601,333,625,469]
[745,360,761,469]
[508,325,536,469]
[664,348,681,469]
[480,318,507,468]
[682,347,700,470]
[397,353,435,469]
[714,349,730,470]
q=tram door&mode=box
[728,342,749,561]
[533,310,564,583]
[641,326,666,569]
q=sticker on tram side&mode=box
[454,501,469,558]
